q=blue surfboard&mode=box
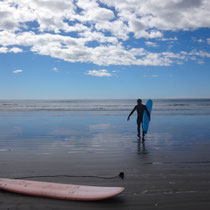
[142,99,153,134]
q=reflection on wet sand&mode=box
[137,140,148,155]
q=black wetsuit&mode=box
[129,104,150,136]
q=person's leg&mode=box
[142,130,145,142]
[137,120,140,138]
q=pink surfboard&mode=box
[0,178,124,201]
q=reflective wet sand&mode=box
[0,111,210,209]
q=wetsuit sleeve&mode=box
[128,106,137,118]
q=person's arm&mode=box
[127,106,136,121]
[145,106,151,121]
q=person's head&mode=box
[137,99,142,105]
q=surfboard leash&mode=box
[14,172,125,180]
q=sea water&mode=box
[1,98,210,113]
[0,99,210,161]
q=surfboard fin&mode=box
[119,172,124,180]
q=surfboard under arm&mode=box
[142,99,153,134]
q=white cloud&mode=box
[145,41,158,47]
[9,47,23,53]
[0,0,209,67]
[160,37,178,41]
[100,0,210,35]
[1,0,210,35]
[0,46,8,53]
[87,69,112,77]
[52,67,59,72]
[188,50,210,58]
[198,59,204,64]
[81,7,114,22]
[12,69,22,74]
[197,39,203,43]
[0,46,23,53]
[78,30,118,44]
[95,20,129,41]
[0,30,208,66]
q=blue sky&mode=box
[0,0,210,99]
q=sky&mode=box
[0,0,210,99]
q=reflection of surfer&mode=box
[127,99,150,140]
[138,141,147,155]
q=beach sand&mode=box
[0,111,210,209]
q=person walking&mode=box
[127,99,150,141]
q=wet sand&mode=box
[0,112,210,209]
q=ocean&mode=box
[1,99,210,114]
[0,98,210,157]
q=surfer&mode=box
[127,99,150,140]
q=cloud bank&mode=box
[0,0,210,66]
